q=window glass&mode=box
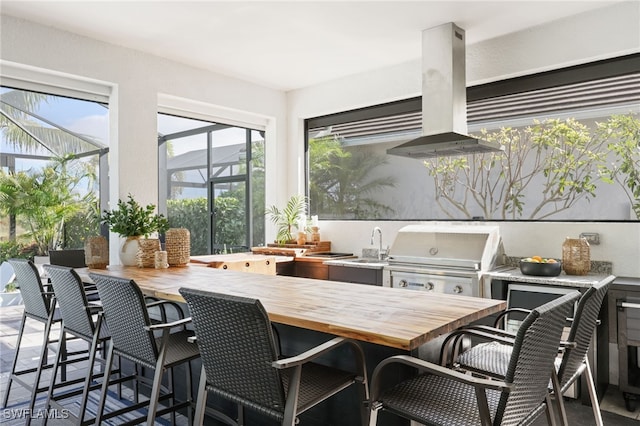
[0,87,106,253]
[307,62,640,221]
[159,114,265,255]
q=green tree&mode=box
[309,136,395,219]
[598,114,640,219]
[167,197,209,255]
[425,118,609,219]
[0,155,96,255]
[214,196,245,248]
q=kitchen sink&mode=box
[308,252,354,258]
[329,258,388,267]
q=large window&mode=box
[0,87,107,256]
[158,114,265,255]
[306,54,640,221]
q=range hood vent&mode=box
[388,23,503,159]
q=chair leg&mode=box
[146,349,169,425]
[95,343,115,425]
[194,365,207,425]
[550,369,566,426]
[186,360,193,426]
[583,358,604,426]
[43,325,67,426]
[237,403,244,426]
[1,312,27,408]
[368,402,380,426]
[545,393,558,426]
[76,333,104,425]
[28,311,58,423]
[169,366,176,425]
[282,365,302,426]
[358,378,370,426]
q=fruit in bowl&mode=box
[520,256,562,276]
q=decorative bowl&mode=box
[519,259,562,277]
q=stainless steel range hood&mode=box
[388,23,503,159]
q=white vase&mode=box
[119,236,140,266]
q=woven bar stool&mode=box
[2,259,85,424]
[89,273,200,425]
[445,280,611,426]
[42,265,131,425]
[179,287,370,426]
[368,291,580,426]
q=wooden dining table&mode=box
[79,264,505,351]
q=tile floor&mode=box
[1,303,639,425]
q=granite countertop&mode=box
[484,267,616,288]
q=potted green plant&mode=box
[266,194,307,246]
[100,194,169,266]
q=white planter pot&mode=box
[119,237,140,266]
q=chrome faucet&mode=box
[371,226,385,260]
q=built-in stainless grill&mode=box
[383,224,504,298]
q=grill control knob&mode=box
[453,285,463,294]
[398,280,408,288]
[426,282,434,291]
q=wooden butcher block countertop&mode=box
[79,265,505,351]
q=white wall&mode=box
[0,14,288,263]
[288,2,640,278]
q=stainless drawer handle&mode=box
[620,302,640,310]
[453,285,463,294]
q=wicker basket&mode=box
[84,235,109,269]
[166,228,191,267]
[137,238,161,268]
[562,237,590,275]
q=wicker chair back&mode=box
[8,259,51,321]
[180,288,286,419]
[558,281,610,389]
[44,265,96,341]
[496,290,580,425]
[89,273,158,366]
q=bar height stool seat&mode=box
[179,287,370,426]
[43,264,131,425]
[89,272,200,425]
[368,291,580,426]
[2,259,86,424]
[446,280,611,426]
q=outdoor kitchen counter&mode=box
[78,264,505,351]
[484,267,616,289]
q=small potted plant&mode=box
[100,194,169,266]
[266,194,308,246]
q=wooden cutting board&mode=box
[190,254,277,275]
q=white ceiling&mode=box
[0,1,624,91]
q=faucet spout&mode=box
[371,227,383,260]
